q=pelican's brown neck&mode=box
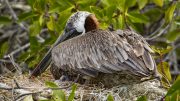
[85,14,99,32]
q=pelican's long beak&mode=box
[54,28,80,47]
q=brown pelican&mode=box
[30,11,160,86]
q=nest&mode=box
[0,70,167,101]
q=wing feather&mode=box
[52,29,157,77]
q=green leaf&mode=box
[33,0,46,13]
[39,14,44,26]
[127,12,149,23]
[18,12,36,22]
[68,84,77,101]
[0,16,11,24]
[29,36,40,51]
[0,42,8,58]
[136,95,147,101]
[152,0,163,7]
[45,81,58,88]
[118,0,126,12]
[152,46,172,55]
[118,14,125,29]
[106,5,116,20]
[107,94,114,101]
[166,79,180,96]
[157,62,172,81]
[27,0,35,8]
[157,62,172,88]
[137,0,148,9]
[47,16,55,31]
[49,0,73,13]
[29,21,41,36]
[166,28,180,42]
[102,0,121,7]
[165,3,177,23]
[53,90,66,101]
[170,91,179,101]
[78,0,97,9]
[125,0,136,8]
[175,75,180,83]
[144,8,162,22]
[126,19,142,33]
[161,46,172,55]
[45,81,66,101]
[90,6,103,19]
[56,7,72,32]
[116,0,136,12]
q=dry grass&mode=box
[0,70,167,101]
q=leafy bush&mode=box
[0,0,179,101]
[9,0,178,69]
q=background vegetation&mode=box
[0,0,179,101]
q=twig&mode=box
[11,3,31,11]
[0,82,31,93]
[0,75,80,91]
[171,43,178,72]
[164,43,180,61]
[37,35,45,43]
[4,0,28,31]
[4,0,18,21]
[171,71,180,75]
[145,22,170,40]
[0,81,74,91]
[13,79,20,88]
[4,43,30,59]
[0,30,15,43]
[14,91,42,101]
[7,55,21,74]
[0,59,11,63]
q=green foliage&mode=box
[136,95,147,101]
[152,46,172,88]
[127,12,149,23]
[165,2,177,23]
[29,21,41,36]
[157,62,172,88]
[45,81,77,101]
[107,94,114,101]
[137,0,148,9]
[165,76,180,101]
[152,0,164,7]
[14,0,179,69]
[45,81,66,101]
[152,46,172,55]
[0,16,12,24]
[45,81,59,87]
[166,28,180,42]
[18,12,36,22]
[68,84,77,101]
[0,42,8,58]
[1,0,179,100]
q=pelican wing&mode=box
[52,29,157,77]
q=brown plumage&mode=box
[31,11,160,87]
[51,29,159,83]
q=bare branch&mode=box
[4,0,28,32]
[145,23,170,40]
[7,55,21,74]
[4,43,30,59]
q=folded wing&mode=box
[52,29,157,78]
